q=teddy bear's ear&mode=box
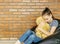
[36,17,44,25]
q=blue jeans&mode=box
[19,29,42,44]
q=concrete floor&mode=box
[0,40,16,44]
[0,38,17,44]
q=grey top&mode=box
[49,20,58,31]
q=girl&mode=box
[15,7,58,44]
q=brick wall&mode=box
[0,0,60,38]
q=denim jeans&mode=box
[19,29,42,44]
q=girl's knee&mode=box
[30,34,36,39]
[26,30,31,33]
[26,30,34,34]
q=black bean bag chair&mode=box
[31,19,60,44]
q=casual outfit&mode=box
[19,16,58,44]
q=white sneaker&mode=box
[15,40,21,44]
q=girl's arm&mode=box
[38,20,58,36]
[38,26,57,36]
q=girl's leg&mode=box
[19,29,33,42]
[24,34,42,44]
[24,34,36,44]
[33,35,42,43]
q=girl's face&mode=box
[42,14,53,23]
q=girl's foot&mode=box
[15,40,21,44]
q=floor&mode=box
[0,38,17,44]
